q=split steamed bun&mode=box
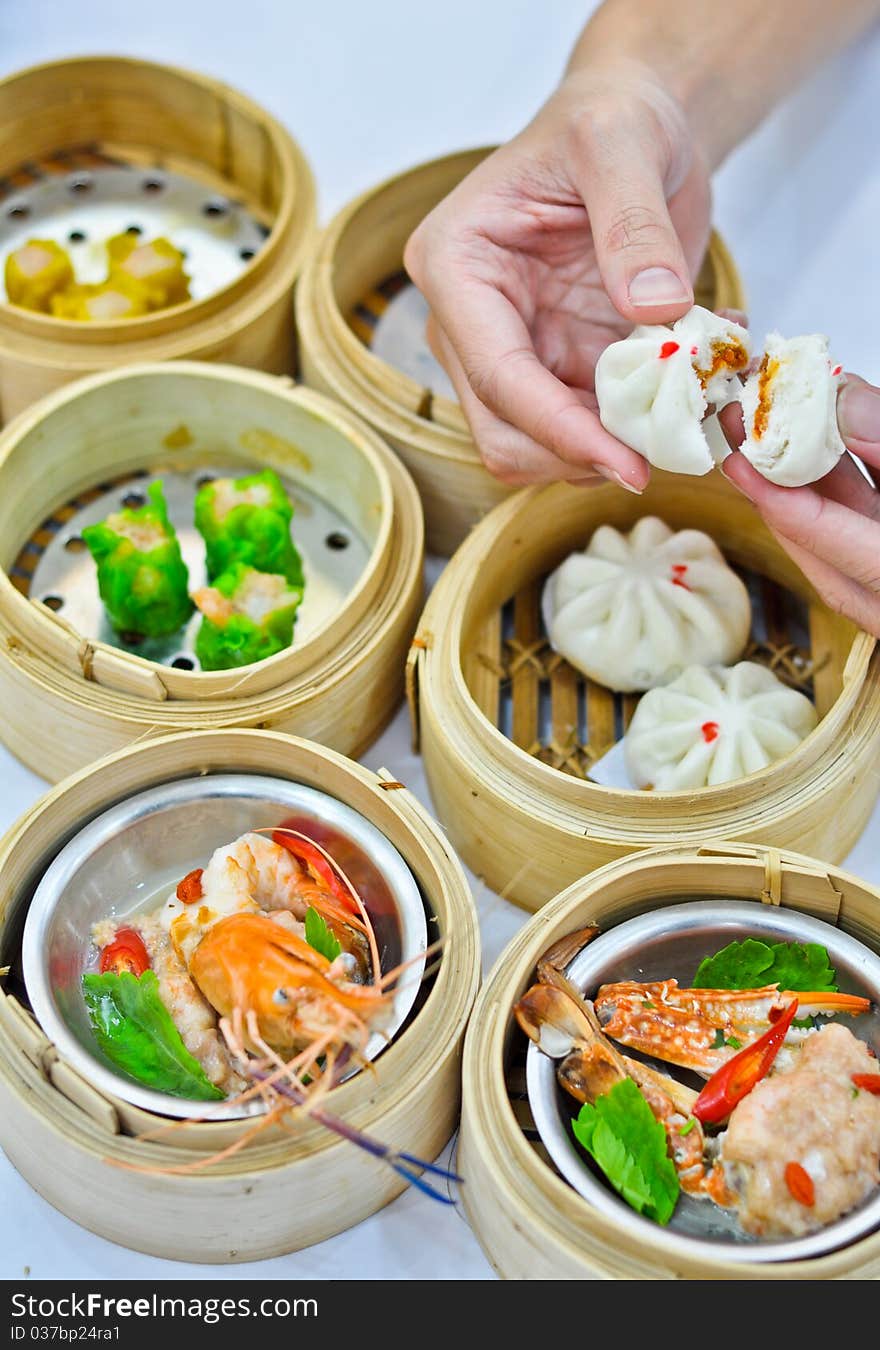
[542,516,751,693]
[740,333,846,487]
[594,306,751,475]
[596,307,848,489]
[624,661,818,790]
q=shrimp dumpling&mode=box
[624,661,818,790]
[542,517,751,693]
[595,306,750,474]
[193,563,302,670]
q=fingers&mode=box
[424,297,649,488]
[722,452,880,591]
[837,375,880,468]
[764,529,880,639]
[718,380,880,637]
[426,316,607,487]
[718,399,745,450]
[572,115,693,325]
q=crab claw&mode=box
[779,991,871,1017]
[535,925,600,985]
[514,983,595,1059]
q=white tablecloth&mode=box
[1,0,878,1281]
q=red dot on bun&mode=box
[659,341,680,360]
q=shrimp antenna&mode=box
[246,1065,461,1204]
[375,937,445,990]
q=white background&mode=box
[0,0,878,1281]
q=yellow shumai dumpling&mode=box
[4,238,74,312]
[50,274,151,321]
[106,233,190,309]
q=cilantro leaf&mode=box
[305,907,342,961]
[571,1078,679,1225]
[82,970,224,1101]
[694,938,837,992]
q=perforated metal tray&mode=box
[22,464,371,671]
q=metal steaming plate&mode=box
[0,163,268,303]
[370,282,457,401]
[28,465,372,670]
[526,900,880,1264]
[21,773,429,1120]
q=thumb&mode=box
[576,124,693,324]
[837,375,880,468]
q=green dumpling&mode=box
[82,481,192,639]
[194,469,304,586]
[193,562,302,670]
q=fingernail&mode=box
[838,381,880,443]
[720,459,754,501]
[628,267,690,307]
[596,464,643,494]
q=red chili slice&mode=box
[176,868,204,904]
[99,927,150,977]
[784,1161,815,1207]
[851,1073,880,1095]
[272,830,358,915]
[694,998,799,1123]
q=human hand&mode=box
[404,63,711,488]
[721,376,880,637]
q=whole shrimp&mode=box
[122,827,454,1202]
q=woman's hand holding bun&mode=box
[722,378,880,638]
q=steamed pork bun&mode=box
[542,517,751,693]
[740,333,846,487]
[595,306,750,475]
[624,662,818,789]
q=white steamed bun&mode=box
[595,306,750,475]
[624,661,818,790]
[542,516,751,693]
[741,333,846,487]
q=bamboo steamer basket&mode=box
[459,841,880,1279]
[410,470,880,910]
[296,148,745,554]
[0,56,317,422]
[0,361,424,782]
[0,728,480,1262]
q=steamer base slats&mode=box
[490,567,816,783]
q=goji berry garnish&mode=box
[784,1161,815,1207]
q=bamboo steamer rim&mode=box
[296,140,744,465]
[460,840,880,1279]
[0,728,481,1165]
[0,360,413,702]
[415,473,876,818]
[297,147,491,454]
[0,56,317,366]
